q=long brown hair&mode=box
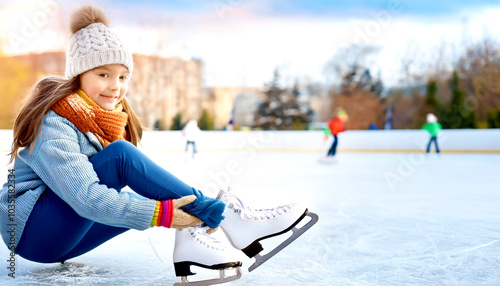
[9,76,143,162]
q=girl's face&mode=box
[79,64,130,111]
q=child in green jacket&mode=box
[422,113,442,153]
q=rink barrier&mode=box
[136,148,500,154]
[0,129,499,154]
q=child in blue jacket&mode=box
[1,7,318,283]
[0,5,224,264]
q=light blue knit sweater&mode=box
[0,111,156,250]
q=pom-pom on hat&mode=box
[426,113,437,123]
[65,5,133,79]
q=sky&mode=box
[1,0,500,88]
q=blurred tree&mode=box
[153,119,168,130]
[324,44,383,97]
[486,109,500,128]
[339,67,383,96]
[396,38,500,129]
[440,71,475,128]
[198,109,214,130]
[324,44,385,129]
[414,79,442,128]
[456,38,500,127]
[254,69,313,130]
[425,80,440,110]
[171,112,184,130]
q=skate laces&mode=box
[189,226,226,251]
[221,191,291,221]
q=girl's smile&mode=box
[79,64,130,110]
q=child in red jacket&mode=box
[324,109,348,161]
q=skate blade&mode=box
[174,267,242,286]
[248,211,319,272]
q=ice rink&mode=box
[0,148,499,285]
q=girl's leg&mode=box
[55,222,129,262]
[16,188,128,263]
[79,140,222,254]
[89,140,224,227]
[89,140,198,200]
[16,142,145,263]
[16,140,222,263]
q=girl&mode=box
[0,6,317,284]
[0,5,226,265]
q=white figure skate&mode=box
[217,189,319,272]
[173,226,243,286]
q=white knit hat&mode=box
[426,113,437,123]
[65,6,133,79]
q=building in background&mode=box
[128,55,203,130]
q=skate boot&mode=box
[173,226,243,286]
[217,189,319,272]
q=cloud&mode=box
[2,0,500,88]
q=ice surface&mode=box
[1,149,499,285]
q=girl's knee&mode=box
[108,140,134,149]
[104,140,135,155]
[92,140,138,166]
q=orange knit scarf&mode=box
[52,90,129,147]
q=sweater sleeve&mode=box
[26,115,156,230]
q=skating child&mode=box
[0,6,317,285]
[323,108,348,162]
[422,113,442,153]
[182,119,201,158]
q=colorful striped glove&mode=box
[151,195,202,230]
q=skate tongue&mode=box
[216,190,224,200]
[216,188,232,201]
[217,189,245,210]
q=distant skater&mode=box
[323,109,348,162]
[182,119,201,158]
[422,113,442,153]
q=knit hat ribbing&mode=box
[65,6,133,79]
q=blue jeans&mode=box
[185,141,196,153]
[426,136,440,153]
[16,140,223,263]
[327,135,338,157]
